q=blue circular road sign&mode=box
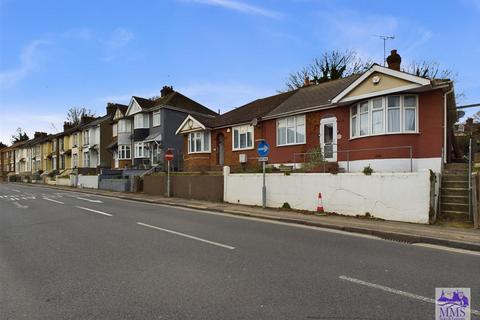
[257,140,270,157]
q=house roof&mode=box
[81,114,112,129]
[132,96,157,110]
[265,74,363,118]
[213,90,296,127]
[151,91,218,117]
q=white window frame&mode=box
[350,94,418,139]
[188,131,211,154]
[118,119,131,133]
[276,115,306,146]
[112,123,118,137]
[134,142,150,158]
[232,125,254,151]
[118,145,131,160]
[83,152,90,167]
[134,114,149,129]
[152,111,161,127]
[83,130,90,145]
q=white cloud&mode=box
[187,0,281,18]
[102,28,135,62]
[0,39,50,88]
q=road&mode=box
[0,182,479,319]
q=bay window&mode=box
[277,115,305,146]
[118,119,131,133]
[188,131,211,153]
[350,95,418,138]
[134,113,149,129]
[233,125,253,150]
[118,145,131,160]
[134,142,149,158]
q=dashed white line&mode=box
[43,197,64,204]
[12,201,28,209]
[339,275,480,316]
[137,222,235,250]
[76,197,103,203]
[76,206,112,217]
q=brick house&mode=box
[176,50,456,173]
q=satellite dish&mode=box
[457,110,465,119]
[250,118,258,126]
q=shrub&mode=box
[362,164,373,175]
[302,146,324,172]
[281,202,291,209]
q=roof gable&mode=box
[175,115,208,135]
[113,107,126,121]
[126,98,143,116]
[332,64,431,103]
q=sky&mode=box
[1,0,479,145]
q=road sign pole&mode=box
[167,160,171,197]
[262,160,266,209]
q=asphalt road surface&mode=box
[1,182,479,319]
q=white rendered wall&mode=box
[223,167,431,223]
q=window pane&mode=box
[351,117,357,137]
[372,110,383,134]
[360,102,368,113]
[278,127,286,145]
[287,117,295,127]
[296,124,305,143]
[247,131,252,147]
[404,96,416,108]
[287,127,295,143]
[195,136,202,151]
[351,106,357,116]
[234,130,239,149]
[296,115,305,125]
[203,132,210,151]
[388,96,400,108]
[360,113,369,135]
[388,109,400,132]
[372,98,383,109]
[240,133,246,149]
[405,108,416,131]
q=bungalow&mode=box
[122,86,217,170]
[176,50,456,173]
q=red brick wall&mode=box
[181,89,444,171]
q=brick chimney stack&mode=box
[303,77,311,87]
[161,85,174,97]
[106,102,117,115]
[63,122,75,131]
[34,132,47,139]
[386,49,401,71]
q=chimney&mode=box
[106,102,117,116]
[81,115,96,125]
[160,85,174,97]
[386,49,401,71]
[303,77,311,87]
[63,122,74,131]
[34,132,47,139]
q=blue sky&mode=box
[1,0,479,144]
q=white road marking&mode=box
[43,197,64,204]
[76,206,112,217]
[413,243,480,256]
[137,222,235,250]
[76,197,103,203]
[339,275,480,316]
[11,189,21,193]
[12,201,28,209]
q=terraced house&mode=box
[177,50,456,173]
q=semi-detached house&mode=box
[176,50,456,173]
[120,86,217,170]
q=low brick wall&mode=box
[144,174,223,202]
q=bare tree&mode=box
[66,107,96,125]
[11,128,29,144]
[405,60,455,80]
[284,50,372,91]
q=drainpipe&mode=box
[443,85,454,164]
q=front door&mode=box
[217,134,225,166]
[320,117,337,162]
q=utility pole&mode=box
[373,35,395,66]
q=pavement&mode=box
[0,182,479,319]
[14,182,480,252]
